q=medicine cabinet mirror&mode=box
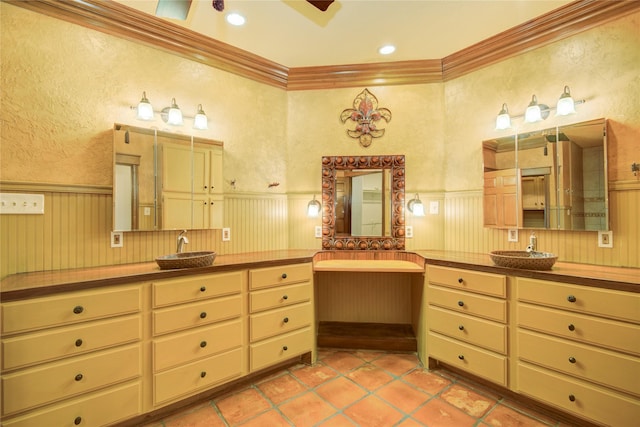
[483,118,608,231]
[321,155,405,250]
[113,124,224,232]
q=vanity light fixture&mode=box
[193,104,208,130]
[495,103,511,130]
[165,98,184,126]
[524,95,549,123]
[407,194,425,217]
[556,85,577,116]
[136,91,154,121]
[307,195,322,218]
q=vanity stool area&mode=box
[1,250,638,427]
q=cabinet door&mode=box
[162,142,192,193]
[209,196,224,229]
[483,169,519,228]
[162,192,192,230]
[209,148,223,194]
[192,146,209,194]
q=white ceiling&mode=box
[115,0,574,68]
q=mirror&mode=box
[321,155,405,250]
[483,118,608,231]
[113,124,224,232]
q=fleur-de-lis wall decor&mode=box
[340,88,392,147]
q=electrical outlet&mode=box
[508,229,519,242]
[222,227,231,242]
[598,230,613,248]
[406,225,413,238]
[111,231,123,248]
[314,225,322,238]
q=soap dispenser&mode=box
[527,232,537,253]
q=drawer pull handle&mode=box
[568,323,575,331]
[200,341,207,348]
[74,416,82,425]
[200,312,207,319]
[457,300,464,307]
[283,317,289,323]
[568,394,576,402]
[200,371,207,378]
[458,325,464,331]
[283,295,288,300]
[75,373,83,382]
[567,295,576,303]
[457,278,463,283]
[200,286,206,292]
[281,273,288,279]
[568,356,576,364]
[283,346,288,351]
[75,339,83,347]
[458,354,464,360]
[73,306,84,314]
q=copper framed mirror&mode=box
[321,155,405,250]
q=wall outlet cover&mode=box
[406,225,413,238]
[222,227,231,242]
[111,231,123,248]
[315,225,322,238]
[508,229,518,242]
[429,201,439,215]
[598,230,613,248]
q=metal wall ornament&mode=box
[340,89,392,147]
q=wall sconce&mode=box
[307,195,321,217]
[131,91,208,130]
[495,85,584,130]
[407,194,425,217]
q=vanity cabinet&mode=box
[248,263,314,371]
[515,277,640,426]
[151,271,246,406]
[0,286,143,426]
[426,265,509,386]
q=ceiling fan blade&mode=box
[306,0,334,12]
[155,0,193,20]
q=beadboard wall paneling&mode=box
[287,194,323,250]
[404,193,446,251]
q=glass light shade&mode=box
[136,91,154,121]
[556,86,576,116]
[307,198,321,217]
[524,95,542,123]
[407,195,425,217]
[193,104,208,130]
[167,98,183,126]
[495,103,511,130]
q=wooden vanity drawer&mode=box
[427,266,506,297]
[250,327,312,371]
[153,319,242,372]
[250,282,312,313]
[250,303,312,342]
[517,303,640,356]
[249,263,312,290]
[517,362,640,427]
[153,294,241,336]
[516,277,640,323]
[2,344,140,416]
[154,347,243,405]
[153,271,243,308]
[428,332,507,386]
[429,306,507,354]
[518,329,640,396]
[1,285,141,335]
[428,285,507,322]
[2,315,140,371]
[2,381,141,427]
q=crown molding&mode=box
[4,0,640,90]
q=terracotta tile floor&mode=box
[145,349,570,427]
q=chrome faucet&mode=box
[176,230,189,253]
[526,231,537,253]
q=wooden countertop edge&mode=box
[2,250,638,301]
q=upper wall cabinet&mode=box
[113,124,223,232]
[483,118,608,231]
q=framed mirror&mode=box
[482,118,608,231]
[113,124,224,232]
[321,155,405,250]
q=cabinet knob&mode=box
[568,323,575,331]
[283,295,288,300]
[75,339,83,347]
[200,371,207,378]
[568,356,576,364]
[74,416,82,425]
[458,354,464,360]
[200,312,207,319]
[75,373,83,382]
[200,341,207,348]
[204,186,208,189]
[73,305,84,314]
[567,295,576,303]
[283,317,289,323]
[283,346,288,351]
[281,273,288,279]
[458,325,464,331]
[457,278,464,284]
[568,394,576,402]
[200,286,206,292]
[457,300,464,307]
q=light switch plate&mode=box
[111,231,123,248]
[0,193,45,214]
[429,201,439,215]
[222,227,231,242]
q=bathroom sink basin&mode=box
[155,251,216,270]
[489,250,557,270]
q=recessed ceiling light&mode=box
[378,45,396,55]
[226,12,246,26]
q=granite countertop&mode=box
[1,249,638,301]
